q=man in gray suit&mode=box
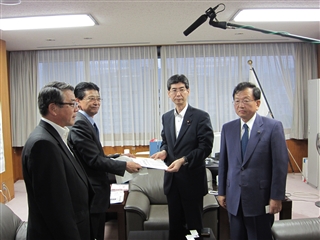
[22,82,93,240]
[218,82,289,240]
[68,82,141,240]
[151,74,213,235]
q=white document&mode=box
[133,157,168,170]
[111,184,129,191]
[265,205,270,214]
[110,190,124,204]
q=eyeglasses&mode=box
[233,99,256,106]
[56,102,79,109]
[169,87,187,95]
[84,97,102,102]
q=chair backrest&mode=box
[129,169,167,204]
[0,203,27,240]
[129,168,213,204]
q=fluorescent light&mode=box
[233,9,320,22]
[0,14,96,31]
[0,0,21,5]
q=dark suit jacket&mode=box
[218,114,289,217]
[160,105,213,199]
[22,120,93,240]
[68,112,126,213]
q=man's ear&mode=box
[76,98,83,110]
[256,99,261,109]
[48,103,57,116]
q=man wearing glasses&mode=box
[68,82,141,240]
[151,74,213,236]
[217,82,289,240]
[22,81,94,240]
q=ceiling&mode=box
[1,0,319,51]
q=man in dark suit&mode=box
[151,74,213,234]
[218,82,289,240]
[68,82,141,240]
[22,82,94,240]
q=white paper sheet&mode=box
[133,157,168,170]
[113,156,167,183]
[110,190,124,204]
[111,184,129,191]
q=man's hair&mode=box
[38,81,74,116]
[74,82,100,99]
[167,74,190,91]
[232,82,261,100]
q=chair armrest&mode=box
[271,218,320,240]
[124,191,150,220]
[203,194,219,212]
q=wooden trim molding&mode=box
[0,39,14,203]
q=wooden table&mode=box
[217,197,292,240]
[107,191,128,240]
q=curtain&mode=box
[10,51,38,146]
[11,46,159,146]
[9,43,317,147]
[160,43,317,138]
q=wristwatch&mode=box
[183,156,188,165]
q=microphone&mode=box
[183,14,208,36]
[183,4,221,36]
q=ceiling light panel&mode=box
[233,9,320,22]
[0,14,96,31]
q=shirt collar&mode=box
[79,109,95,125]
[174,103,188,117]
[241,113,257,130]
[41,117,70,143]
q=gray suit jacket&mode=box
[218,114,289,217]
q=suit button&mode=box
[241,167,244,171]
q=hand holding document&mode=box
[116,155,168,170]
[133,157,168,170]
[114,156,167,183]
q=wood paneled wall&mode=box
[286,139,308,173]
[0,40,14,203]
[12,140,304,181]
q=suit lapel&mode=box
[166,110,176,145]
[230,119,243,165]
[76,112,104,153]
[174,106,193,148]
[243,114,263,165]
[77,112,101,145]
[40,120,89,187]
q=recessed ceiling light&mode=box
[0,0,21,5]
[232,9,320,22]
[0,14,97,31]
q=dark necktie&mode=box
[241,124,249,158]
[93,123,99,139]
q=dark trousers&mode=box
[228,202,274,240]
[91,213,105,240]
[166,181,203,232]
